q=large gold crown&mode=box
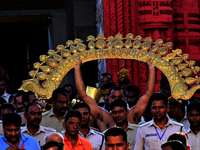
[19,33,200,100]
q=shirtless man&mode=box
[74,59,155,132]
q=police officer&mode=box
[41,88,69,133]
[21,102,56,146]
[134,93,184,150]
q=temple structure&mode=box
[97,0,200,95]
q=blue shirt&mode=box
[0,132,41,150]
[103,104,109,111]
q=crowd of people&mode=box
[0,59,199,150]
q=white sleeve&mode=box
[134,127,144,150]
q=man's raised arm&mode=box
[128,61,155,124]
[74,59,114,131]
[74,59,101,119]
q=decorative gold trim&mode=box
[19,33,200,100]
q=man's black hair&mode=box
[25,102,41,115]
[126,84,140,96]
[72,103,90,114]
[99,72,113,80]
[160,76,169,88]
[110,99,127,110]
[149,93,168,107]
[109,86,123,96]
[63,83,74,91]
[14,91,25,105]
[64,109,82,123]
[169,99,186,112]
[2,112,22,127]
[100,82,117,91]
[0,97,7,105]
[118,78,130,86]
[167,133,188,148]
[0,103,15,116]
[187,100,200,114]
[161,140,185,150]
[105,127,127,142]
[42,141,64,150]
[22,91,37,106]
[51,88,69,101]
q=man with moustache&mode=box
[74,59,155,132]
[63,109,93,150]
[108,99,138,150]
[0,112,40,150]
[134,93,184,150]
[105,127,129,150]
[185,100,200,150]
[41,88,69,133]
[73,103,105,150]
[21,103,55,146]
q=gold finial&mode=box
[125,33,134,48]
[114,33,124,48]
[96,34,106,49]
[106,36,115,49]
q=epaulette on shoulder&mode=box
[172,120,183,126]
[44,126,56,132]
[92,129,104,136]
[42,110,50,116]
[130,124,139,128]
[139,122,149,128]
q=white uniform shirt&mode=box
[79,128,105,150]
[116,122,138,150]
[21,125,56,146]
[171,113,190,130]
[180,114,190,130]
[134,117,184,150]
[41,108,68,133]
[185,127,200,150]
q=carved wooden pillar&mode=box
[138,0,173,92]
[173,0,200,97]
[103,0,138,87]
[173,0,200,61]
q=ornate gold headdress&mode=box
[19,33,200,101]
